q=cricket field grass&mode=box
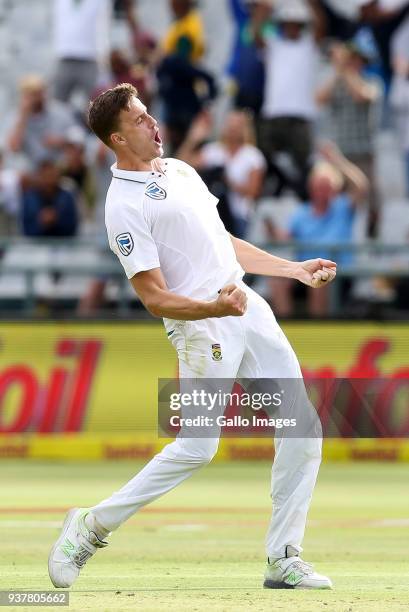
[1,459,409,611]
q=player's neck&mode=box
[116,153,155,173]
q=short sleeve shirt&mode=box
[105,158,244,318]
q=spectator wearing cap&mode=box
[22,160,78,237]
[53,0,112,106]
[163,0,205,62]
[226,0,274,116]
[255,0,324,199]
[268,142,369,317]
[316,40,382,233]
[7,75,77,170]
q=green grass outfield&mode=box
[1,460,409,611]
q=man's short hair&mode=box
[88,83,139,148]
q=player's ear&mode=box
[111,132,126,147]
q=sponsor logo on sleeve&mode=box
[116,233,134,256]
[145,182,167,200]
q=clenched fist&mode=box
[295,259,337,289]
[213,284,248,317]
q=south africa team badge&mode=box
[116,233,134,256]
[145,182,167,200]
[211,343,222,361]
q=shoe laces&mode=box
[287,558,314,576]
[72,545,94,568]
[72,532,107,569]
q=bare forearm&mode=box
[232,236,298,279]
[341,71,377,103]
[228,169,264,200]
[227,180,257,199]
[232,236,338,289]
[175,136,201,168]
[307,0,327,42]
[360,2,400,23]
[8,116,27,152]
[316,76,337,105]
[327,148,369,201]
[142,288,218,320]
[250,6,268,48]
[131,268,246,320]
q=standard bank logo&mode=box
[146,182,167,200]
[116,233,134,256]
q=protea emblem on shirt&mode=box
[177,168,189,177]
[116,232,134,256]
[211,343,222,361]
[146,182,167,200]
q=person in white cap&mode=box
[48,83,336,591]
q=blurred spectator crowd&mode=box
[1,0,409,318]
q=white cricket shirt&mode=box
[105,158,245,318]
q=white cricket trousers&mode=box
[91,283,322,559]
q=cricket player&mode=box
[49,84,336,590]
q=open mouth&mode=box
[154,130,162,145]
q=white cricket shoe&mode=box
[264,555,332,589]
[48,508,108,588]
